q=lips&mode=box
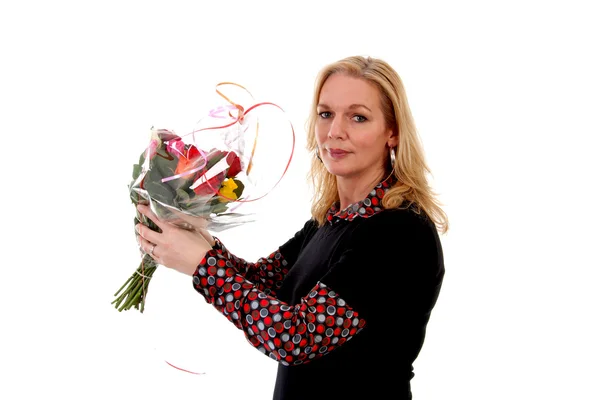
[328,148,349,157]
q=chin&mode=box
[324,165,351,177]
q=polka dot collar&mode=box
[326,176,395,224]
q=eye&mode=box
[353,115,367,123]
[318,111,332,119]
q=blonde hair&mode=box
[306,55,449,233]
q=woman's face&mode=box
[315,73,396,180]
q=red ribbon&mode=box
[159,82,295,375]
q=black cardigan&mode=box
[193,186,445,399]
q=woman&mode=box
[136,55,448,399]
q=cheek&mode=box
[314,124,327,145]
[354,135,388,160]
[354,135,379,150]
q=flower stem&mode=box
[113,207,162,313]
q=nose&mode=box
[328,116,346,139]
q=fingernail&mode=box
[135,224,140,234]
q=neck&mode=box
[337,169,388,210]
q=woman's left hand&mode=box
[135,204,212,276]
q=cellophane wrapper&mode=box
[113,86,295,376]
[130,124,256,232]
[113,122,253,313]
[113,95,295,314]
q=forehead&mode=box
[318,74,381,108]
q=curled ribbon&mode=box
[157,82,295,203]
[165,361,205,375]
[151,82,295,375]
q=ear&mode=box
[387,129,399,148]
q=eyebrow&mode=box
[317,103,372,112]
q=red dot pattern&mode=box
[212,238,288,297]
[326,176,394,224]
[193,254,366,366]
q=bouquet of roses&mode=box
[113,82,296,314]
[112,127,249,312]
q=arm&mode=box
[209,219,317,297]
[192,208,444,366]
[193,253,365,366]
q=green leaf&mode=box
[210,202,229,214]
[205,150,226,170]
[132,162,143,181]
[175,188,191,204]
[232,178,245,198]
[143,153,179,205]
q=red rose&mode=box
[193,172,226,197]
[226,151,242,178]
[174,145,203,177]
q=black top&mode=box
[193,177,445,399]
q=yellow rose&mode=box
[218,178,238,201]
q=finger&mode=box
[173,209,210,230]
[137,204,165,229]
[137,235,157,257]
[168,215,196,231]
[136,222,161,245]
[140,209,194,233]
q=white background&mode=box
[1,1,599,399]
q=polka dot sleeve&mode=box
[192,250,366,366]
[212,237,289,297]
